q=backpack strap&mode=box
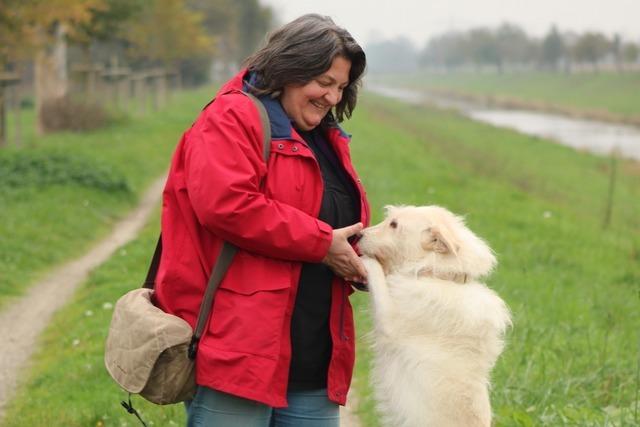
[142,92,272,360]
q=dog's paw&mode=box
[361,256,384,277]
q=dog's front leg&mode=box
[361,257,395,336]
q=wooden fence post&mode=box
[602,147,620,229]
[71,64,104,103]
[12,83,22,147]
[145,68,169,111]
[0,72,21,147]
[0,85,5,147]
[130,72,148,116]
[101,67,130,110]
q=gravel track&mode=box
[0,177,166,421]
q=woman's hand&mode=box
[323,223,368,283]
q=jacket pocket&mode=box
[218,251,292,294]
[208,252,293,357]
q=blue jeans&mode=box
[185,386,340,427]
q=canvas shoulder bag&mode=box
[104,91,271,410]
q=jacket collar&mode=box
[241,71,296,139]
[254,94,294,140]
[219,69,351,142]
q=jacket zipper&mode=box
[290,132,353,342]
[340,282,348,340]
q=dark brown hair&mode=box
[243,14,366,124]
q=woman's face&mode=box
[280,55,351,131]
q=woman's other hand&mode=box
[323,223,368,282]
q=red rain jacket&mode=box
[154,70,370,407]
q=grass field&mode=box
[347,94,640,426]
[371,71,640,122]
[0,88,216,309]
[1,89,639,426]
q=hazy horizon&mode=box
[262,0,640,47]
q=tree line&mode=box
[1,0,273,79]
[0,0,274,140]
[366,24,640,73]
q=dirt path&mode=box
[0,175,364,426]
[0,176,166,421]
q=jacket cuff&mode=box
[308,220,333,263]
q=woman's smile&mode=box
[280,56,351,131]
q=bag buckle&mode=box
[188,336,199,360]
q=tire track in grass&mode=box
[0,175,166,421]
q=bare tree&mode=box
[572,32,610,71]
[622,42,639,68]
[541,25,565,71]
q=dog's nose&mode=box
[349,232,363,245]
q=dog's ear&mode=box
[383,205,398,217]
[421,226,459,255]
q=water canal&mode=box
[367,84,640,162]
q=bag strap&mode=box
[142,235,162,289]
[142,91,271,360]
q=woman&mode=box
[154,14,369,427]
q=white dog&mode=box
[358,205,511,427]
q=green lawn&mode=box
[372,71,640,122]
[2,92,639,426]
[348,94,640,426]
[0,215,191,427]
[0,88,216,309]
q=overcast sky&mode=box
[262,0,640,48]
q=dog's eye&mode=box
[389,220,398,229]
